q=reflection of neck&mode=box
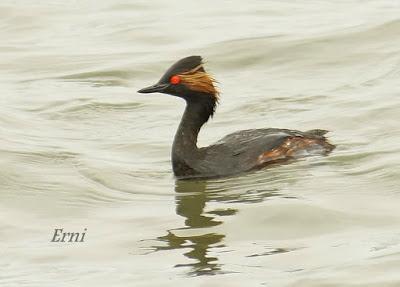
[175,180,214,227]
[172,96,216,176]
[173,180,224,275]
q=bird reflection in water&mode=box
[148,177,281,276]
[152,180,231,275]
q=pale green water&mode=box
[1,1,400,286]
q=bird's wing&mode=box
[213,128,303,156]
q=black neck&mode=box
[172,95,216,176]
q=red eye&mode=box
[170,75,181,85]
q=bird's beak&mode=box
[137,83,168,94]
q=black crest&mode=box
[158,56,205,84]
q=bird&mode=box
[138,56,335,179]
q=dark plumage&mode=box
[138,56,334,179]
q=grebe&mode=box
[138,56,334,179]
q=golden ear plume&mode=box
[178,64,220,101]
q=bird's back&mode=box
[189,128,334,178]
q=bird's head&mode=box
[138,56,219,104]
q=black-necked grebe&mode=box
[138,56,334,179]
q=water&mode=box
[1,1,400,286]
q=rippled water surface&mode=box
[1,1,400,286]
